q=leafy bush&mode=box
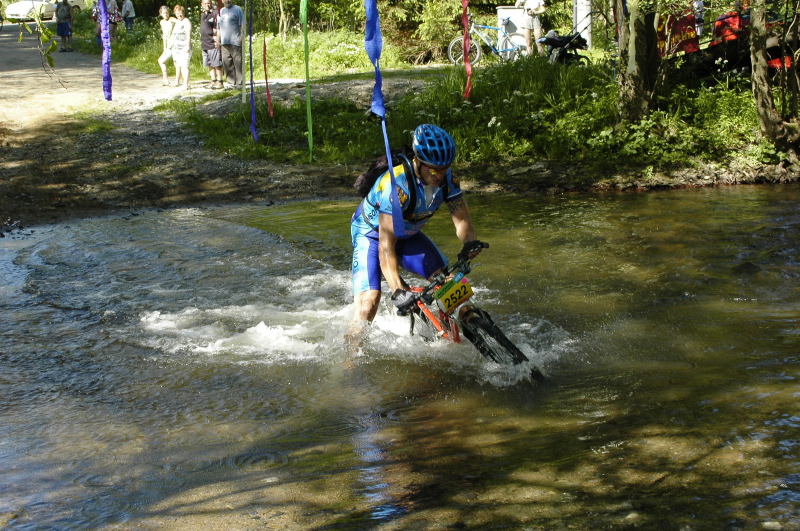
[161,48,764,174]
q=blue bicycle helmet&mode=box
[412,124,456,168]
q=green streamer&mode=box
[300,0,313,161]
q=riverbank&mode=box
[1,28,798,230]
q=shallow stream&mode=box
[1,186,798,528]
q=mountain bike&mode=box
[398,244,544,380]
[447,13,528,65]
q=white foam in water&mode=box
[198,321,318,359]
[140,302,344,359]
[137,259,569,384]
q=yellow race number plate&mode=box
[436,278,474,314]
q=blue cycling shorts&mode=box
[351,229,447,295]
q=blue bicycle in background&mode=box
[447,13,528,65]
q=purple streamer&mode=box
[248,0,258,141]
[98,0,112,100]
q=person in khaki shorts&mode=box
[515,0,545,55]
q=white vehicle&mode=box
[4,0,85,21]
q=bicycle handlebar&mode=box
[413,242,489,307]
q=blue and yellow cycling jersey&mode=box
[351,160,463,239]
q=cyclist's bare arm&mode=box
[378,213,405,292]
[448,197,477,243]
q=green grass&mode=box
[159,56,766,175]
[72,111,116,133]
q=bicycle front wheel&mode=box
[448,36,481,65]
[497,32,528,61]
[459,307,529,365]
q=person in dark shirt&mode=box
[200,0,224,89]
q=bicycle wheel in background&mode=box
[448,36,481,65]
[572,54,590,66]
[497,32,528,61]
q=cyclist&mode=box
[347,124,486,343]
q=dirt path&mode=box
[0,22,200,132]
[0,26,424,227]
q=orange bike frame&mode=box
[409,286,462,343]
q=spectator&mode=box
[218,0,244,87]
[169,4,192,90]
[91,0,122,42]
[106,0,121,38]
[120,0,136,31]
[200,0,224,89]
[55,0,73,52]
[515,0,546,55]
[157,5,176,85]
[693,0,705,36]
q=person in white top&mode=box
[120,0,136,31]
[169,4,193,90]
[515,0,545,55]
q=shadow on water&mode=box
[1,186,799,528]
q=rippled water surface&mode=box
[1,186,798,528]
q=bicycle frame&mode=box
[404,255,478,343]
[470,18,521,57]
[409,285,463,343]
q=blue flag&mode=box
[364,0,406,238]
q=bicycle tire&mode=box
[447,35,481,65]
[569,54,589,66]
[459,307,528,365]
[497,32,528,61]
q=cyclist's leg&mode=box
[349,230,382,336]
[396,232,447,281]
[346,229,385,354]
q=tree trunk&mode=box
[617,0,659,122]
[615,0,629,62]
[278,0,288,40]
[749,0,800,157]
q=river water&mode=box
[1,186,798,528]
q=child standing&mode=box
[157,5,176,85]
[55,0,73,52]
